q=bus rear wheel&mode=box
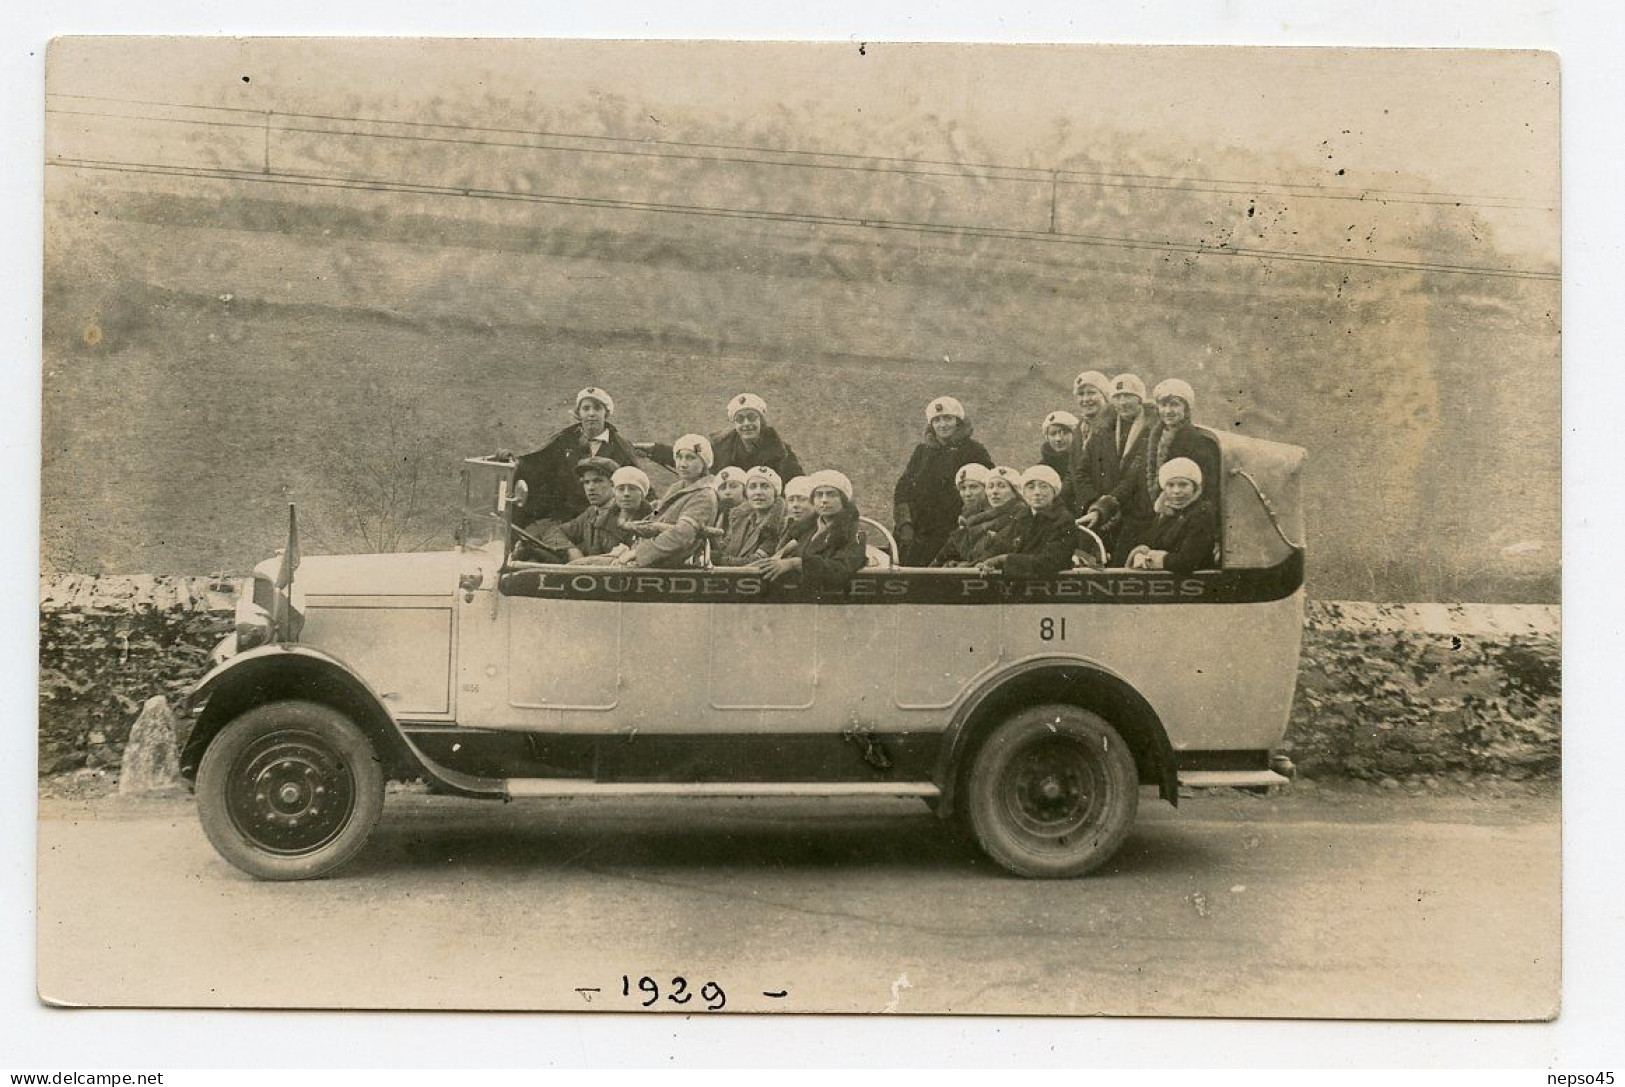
[196,700,384,881]
[966,704,1138,878]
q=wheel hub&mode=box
[225,730,356,855]
[1000,737,1105,845]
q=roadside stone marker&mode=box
[118,695,180,796]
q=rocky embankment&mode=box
[37,576,1559,784]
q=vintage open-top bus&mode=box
[181,428,1306,880]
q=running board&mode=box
[503,780,941,800]
[1179,770,1292,788]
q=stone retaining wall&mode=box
[1285,601,1559,781]
[38,576,238,774]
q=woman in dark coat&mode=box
[933,465,1024,566]
[1125,457,1218,575]
[953,463,991,525]
[1037,409,1083,515]
[715,466,789,566]
[643,392,807,482]
[770,475,816,554]
[1072,370,1114,447]
[1140,380,1221,505]
[713,466,749,532]
[893,396,995,566]
[1067,370,1114,511]
[513,386,640,526]
[977,466,1081,578]
[755,470,868,591]
[1087,377,1219,566]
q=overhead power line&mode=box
[45,93,1558,213]
[48,155,1562,283]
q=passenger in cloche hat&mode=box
[771,474,814,554]
[756,469,868,590]
[932,465,1024,567]
[609,464,652,507]
[1067,371,1113,513]
[1071,370,1113,446]
[1124,456,1219,575]
[640,392,807,483]
[715,465,788,567]
[713,466,749,530]
[1087,376,1222,567]
[1076,371,1157,554]
[892,395,994,567]
[599,433,718,568]
[975,464,1081,578]
[506,386,643,528]
[984,466,1026,506]
[1036,409,1083,515]
[781,474,815,522]
[1104,373,1153,461]
[1144,380,1219,508]
[954,463,991,525]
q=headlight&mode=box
[206,632,240,667]
[235,596,273,650]
[236,571,305,646]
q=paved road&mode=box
[37,785,1559,1019]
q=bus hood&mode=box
[252,548,495,598]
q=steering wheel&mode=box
[490,512,552,552]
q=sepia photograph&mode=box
[36,37,1560,1019]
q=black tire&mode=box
[196,700,384,881]
[965,703,1138,878]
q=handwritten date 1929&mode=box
[621,974,727,1010]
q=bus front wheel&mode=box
[196,700,384,881]
[965,704,1138,879]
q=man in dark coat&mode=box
[977,466,1080,577]
[893,396,995,566]
[512,386,640,526]
[642,393,807,482]
[513,456,620,562]
[1078,373,1155,559]
[520,459,654,563]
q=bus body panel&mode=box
[444,580,1303,759]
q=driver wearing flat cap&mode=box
[511,455,635,563]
